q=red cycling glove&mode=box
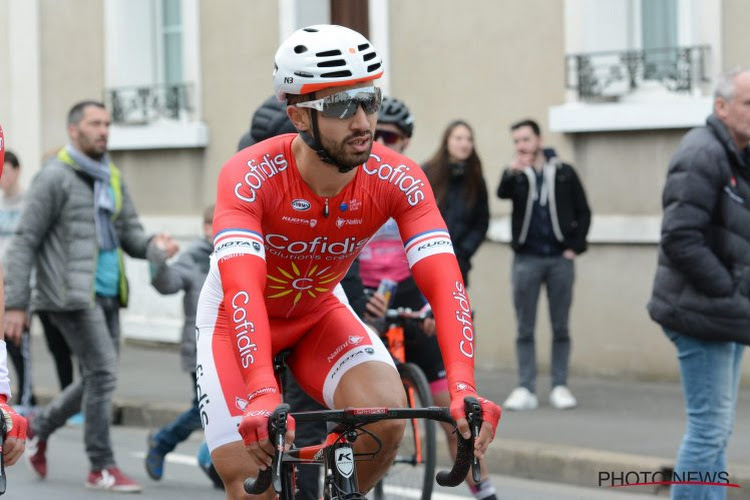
[237,390,295,447]
[449,382,501,436]
[0,394,28,442]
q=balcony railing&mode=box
[106,83,194,125]
[565,45,710,101]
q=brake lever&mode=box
[270,404,289,493]
[464,397,482,484]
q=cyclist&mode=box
[361,98,498,500]
[196,25,500,499]
[0,124,28,467]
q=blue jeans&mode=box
[664,328,744,500]
[152,373,202,455]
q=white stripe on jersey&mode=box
[213,229,265,261]
[404,229,454,267]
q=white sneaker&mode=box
[550,386,577,409]
[502,387,538,411]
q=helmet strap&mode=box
[299,109,358,174]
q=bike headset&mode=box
[378,96,414,138]
[273,24,384,173]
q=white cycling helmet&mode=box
[274,24,383,101]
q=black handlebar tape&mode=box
[436,432,472,486]
[243,469,272,494]
[436,396,481,487]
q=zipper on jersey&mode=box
[323,197,329,218]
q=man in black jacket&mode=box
[497,119,591,411]
[647,67,750,500]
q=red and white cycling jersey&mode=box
[200,134,478,441]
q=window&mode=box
[551,0,719,132]
[104,0,206,149]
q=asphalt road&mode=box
[7,424,651,499]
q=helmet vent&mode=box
[317,59,346,68]
[294,45,308,54]
[316,49,342,57]
[358,43,370,51]
[367,63,382,73]
[320,70,353,78]
[303,27,319,32]
[294,71,314,78]
[362,52,376,62]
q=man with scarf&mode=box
[3,101,178,493]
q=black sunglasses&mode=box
[374,129,406,145]
[295,87,382,119]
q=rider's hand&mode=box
[238,402,296,472]
[449,385,501,460]
[364,292,387,319]
[0,394,28,466]
[4,310,29,345]
[421,317,436,336]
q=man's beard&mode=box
[321,132,373,170]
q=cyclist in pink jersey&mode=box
[360,98,498,500]
[195,25,500,499]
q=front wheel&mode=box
[373,362,436,500]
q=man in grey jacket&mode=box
[3,100,178,493]
[648,67,750,500]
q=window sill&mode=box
[109,120,209,150]
[549,96,712,133]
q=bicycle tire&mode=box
[373,362,436,500]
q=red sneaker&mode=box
[86,467,143,493]
[25,424,48,479]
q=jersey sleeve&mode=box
[388,157,478,395]
[213,151,280,407]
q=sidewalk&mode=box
[26,336,750,497]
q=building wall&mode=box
[387,0,571,218]
[722,0,750,69]
[39,0,104,157]
[470,241,750,382]
[199,0,280,208]
[110,149,205,215]
[572,130,686,215]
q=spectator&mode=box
[0,123,28,468]
[647,67,750,500]
[497,119,590,411]
[145,205,217,486]
[423,120,490,286]
[362,105,498,500]
[0,149,37,414]
[3,100,178,492]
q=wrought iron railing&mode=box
[565,46,710,101]
[106,83,194,124]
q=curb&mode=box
[34,393,750,498]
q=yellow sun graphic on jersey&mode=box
[266,263,343,305]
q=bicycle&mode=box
[374,306,436,500]
[244,397,483,499]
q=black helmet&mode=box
[237,95,297,151]
[378,96,414,138]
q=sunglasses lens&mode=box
[375,130,402,145]
[320,88,381,119]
